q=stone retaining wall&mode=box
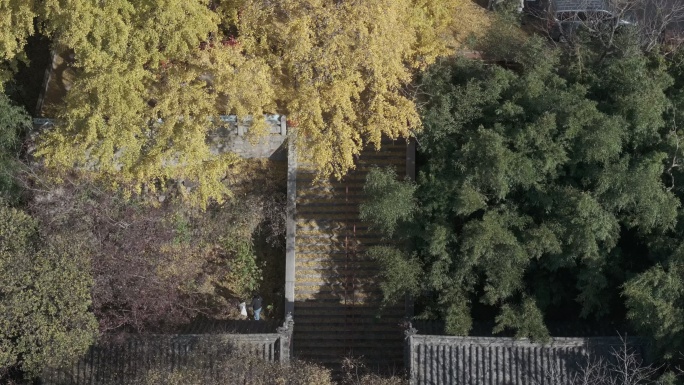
[32,114,289,161]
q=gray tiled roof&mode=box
[41,316,296,385]
[176,319,282,334]
[41,333,285,385]
[407,335,642,385]
[412,319,633,338]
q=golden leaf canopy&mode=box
[1,0,489,205]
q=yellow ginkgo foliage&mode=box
[6,0,489,206]
[0,0,36,86]
[233,0,489,178]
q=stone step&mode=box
[298,150,406,165]
[293,335,403,347]
[294,274,382,283]
[296,208,362,216]
[295,180,367,190]
[293,296,390,304]
[294,284,382,292]
[294,283,382,293]
[294,262,377,270]
[296,171,372,180]
[294,312,404,321]
[295,224,376,232]
[293,324,404,334]
[294,261,379,270]
[295,246,386,255]
[293,295,384,304]
[291,353,403,370]
[294,300,402,309]
[296,175,398,187]
[295,246,376,255]
[295,230,384,239]
[295,239,384,248]
[295,213,361,222]
[295,257,373,264]
[296,200,365,208]
[297,220,372,228]
[295,253,380,266]
[294,239,383,247]
[294,323,404,334]
[295,226,368,234]
[295,194,364,202]
[297,197,366,205]
[294,309,404,318]
[294,287,383,297]
[296,307,401,320]
[294,293,383,302]
[292,282,381,291]
[295,216,366,223]
[297,186,366,195]
[297,165,406,179]
[294,243,382,250]
[294,319,405,330]
[295,264,381,271]
[294,271,381,279]
[295,232,381,240]
[295,214,363,221]
[294,248,381,257]
[294,238,380,246]
[295,261,378,269]
[295,197,367,205]
[296,228,373,237]
[294,281,380,288]
[293,317,405,326]
[295,271,382,280]
[294,341,405,353]
[295,244,379,251]
[295,265,379,271]
[294,338,402,347]
[353,152,408,160]
[297,245,370,254]
[294,343,404,358]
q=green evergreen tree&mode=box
[362,32,680,341]
[0,92,29,201]
[0,205,97,378]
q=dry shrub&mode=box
[340,357,407,385]
[21,159,286,333]
[137,354,333,385]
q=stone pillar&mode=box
[406,137,416,181]
[280,115,287,136]
[285,124,296,316]
[277,313,295,363]
[405,138,416,319]
[403,320,418,384]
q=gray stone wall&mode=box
[207,115,288,160]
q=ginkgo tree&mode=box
[231,0,488,178]
[0,0,35,85]
[0,0,489,206]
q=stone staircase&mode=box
[293,139,409,371]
